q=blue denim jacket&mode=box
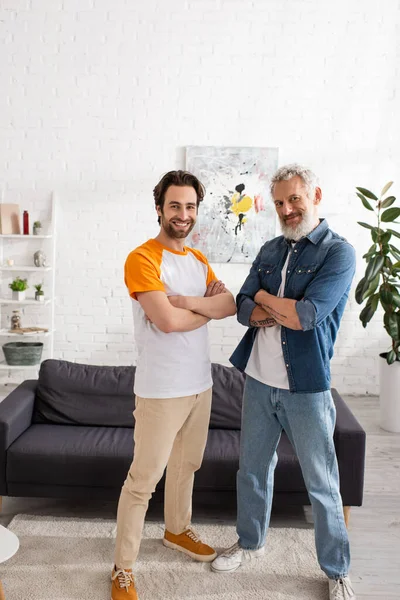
[230,219,356,393]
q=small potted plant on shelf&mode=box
[34,283,45,302]
[33,220,42,235]
[9,277,29,301]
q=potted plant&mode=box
[33,220,42,235]
[34,283,44,302]
[9,277,28,301]
[355,180,400,432]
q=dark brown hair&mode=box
[153,170,205,224]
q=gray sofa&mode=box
[0,359,366,510]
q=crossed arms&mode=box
[137,279,236,334]
[251,292,302,330]
[239,243,356,332]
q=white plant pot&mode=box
[35,293,44,302]
[12,290,26,301]
[379,354,400,433]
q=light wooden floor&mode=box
[0,393,399,599]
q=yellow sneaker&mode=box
[163,528,217,562]
[111,567,138,599]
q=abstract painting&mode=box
[186,146,278,263]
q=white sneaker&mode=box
[328,576,356,599]
[211,541,265,573]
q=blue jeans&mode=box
[237,375,350,580]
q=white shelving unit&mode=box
[0,266,52,272]
[0,192,57,379]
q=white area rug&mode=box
[2,515,327,600]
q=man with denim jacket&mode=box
[211,164,356,600]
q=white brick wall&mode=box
[1,0,399,393]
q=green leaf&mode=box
[359,296,379,327]
[370,292,380,311]
[384,256,393,269]
[356,186,378,201]
[387,228,400,239]
[365,255,384,281]
[367,274,380,298]
[363,242,377,260]
[381,207,400,222]
[381,196,396,208]
[355,277,369,304]
[381,181,393,196]
[355,273,380,304]
[387,349,396,364]
[389,244,400,262]
[357,221,374,230]
[392,290,400,309]
[384,312,400,342]
[357,192,374,211]
[381,231,392,245]
[380,287,393,306]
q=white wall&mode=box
[1,0,399,393]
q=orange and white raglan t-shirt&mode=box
[124,238,217,399]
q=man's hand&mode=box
[205,279,226,297]
[254,289,302,331]
[168,279,227,309]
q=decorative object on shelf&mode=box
[0,190,56,382]
[11,310,22,330]
[33,250,48,268]
[23,210,30,235]
[9,277,28,301]
[33,221,42,235]
[34,283,44,302]
[0,203,21,234]
[7,326,48,335]
[2,341,43,365]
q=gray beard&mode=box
[279,211,317,241]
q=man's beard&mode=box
[161,216,196,240]
[279,210,317,242]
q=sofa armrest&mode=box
[0,380,37,495]
[332,388,366,506]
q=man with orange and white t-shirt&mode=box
[111,170,236,600]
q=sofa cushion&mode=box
[7,424,305,494]
[33,359,244,430]
[210,363,244,430]
[7,424,134,488]
[33,359,136,427]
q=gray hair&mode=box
[270,164,319,197]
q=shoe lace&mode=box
[114,569,134,591]
[186,529,200,543]
[331,577,354,599]
[223,541,241,557]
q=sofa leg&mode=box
[343,505,351,528]
[0,580,5,600]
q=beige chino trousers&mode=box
[114,387,212,569]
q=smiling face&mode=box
[272,175,321,241]
[156,185,198,240]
